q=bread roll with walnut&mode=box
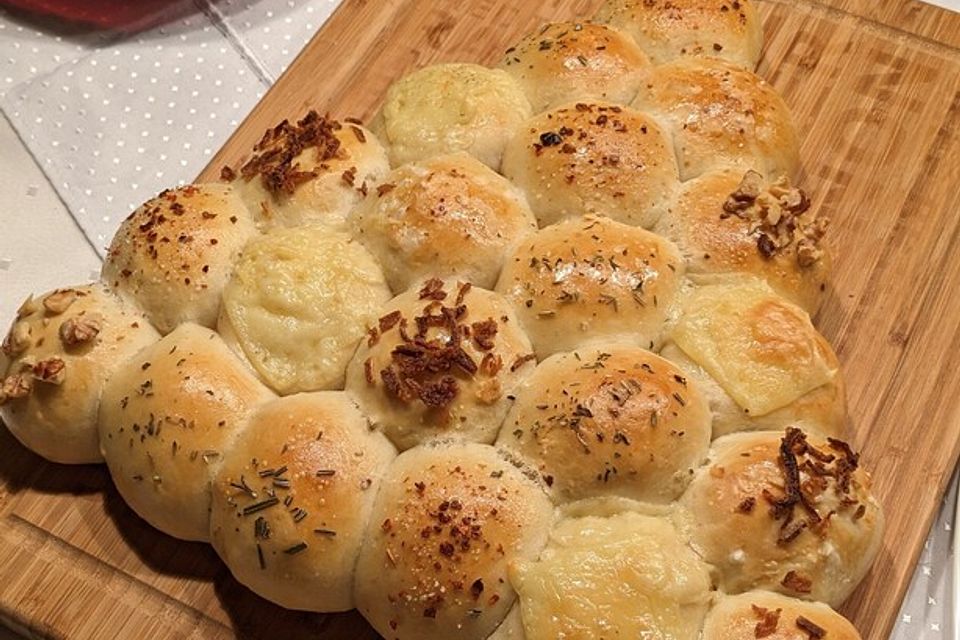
[371,63,532,170]
[217,225,391,395]
[501,101,678,228]
[702,591,862,640]
[209,392,396,612]
[497,22,651,112]
[102,184,258,334]
[497,345,710,505]
[354,440,553,640]
[347,152,537,292]
[98,323,274,541]
[496,215,685,358]
[224,111,389,231]
[344,278,535,451]
[594,0,763,69]
[679,428,883,607]
[0,285,159,463]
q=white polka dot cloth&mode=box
[0,1,957,638]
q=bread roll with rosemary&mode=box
[354,441,553,640]
[210,392,396,612]
[102,184,258,335]
[702,591,862,640]
[347,152,537,292]
[501,101,678,228]
[98,323,274,541]
[0,285,159,463]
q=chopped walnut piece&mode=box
[59,314,103,346]
[42,289,79,315]
[32,358,66,385]
[751,604,781,638]
[16,295,39,319]
[2,321,31,357]
[1,373,33,401]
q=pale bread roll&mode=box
[209,392,396,611]
[217,225,391,394]
[224,111,389,231]
[632,57,799,181]
[347,152,537,292]
[497,345,711,504]
[354,441,553,640]
[98,323,274,541]
[509,510,712,640]
[498,22,651,112]
[654,168,830,314]
[661,278,845,438]
[344,278,536,451]
[371,63,532,169]
[102,183,258,334]
[495,215,685,358]
[501,101,678,228]
[0,285,159,463]
[594,0,763,69]
[702,590,862,640]
[679,428,883,607]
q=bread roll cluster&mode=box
[0,1,881,637]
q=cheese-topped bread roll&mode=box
[632,57,799,181]
[655,168,830,314]
[495,215,684,358]
[210,392,396,612]
[501,102,678,228]
[98,323,274,541]
[497,345,710,504]
[223,111,389,231]
[510,510,712,640]
[371,63,532,169]
[344,279,535,451]
[680,428,883,607]
[354,441,553,640]
[702,591,862,640]
[594,0,763,69]
[347,152,537,291]
[498,22,651,112]
[0,285,159,463]
[218,225,391,395]
[102,183,258,334]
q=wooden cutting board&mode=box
[2,0,960,638]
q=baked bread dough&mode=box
[702,590,862,639]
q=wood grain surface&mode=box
[2,0,959,638]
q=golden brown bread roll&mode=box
[102,183,259,334]
[495,215,685,358]
[0,285,159,463]
[98,323,274,541]
[209,392,396,611]
[679,428,883,607]
[594,0,763,69]
[501,101,679,228]
[497,345,711,505]
[353,440,554,640]
[702,590,862,640]
[497,22,651,112]
[347,152,537,292]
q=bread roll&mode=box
[510,510,712,639]
[217,225,391,394]
[102,183,258,334]
[209,392,396,611]
[223,111,389,231]
[655,168,830,314]
[354,441,553,640]
[497,345,711,504]
[347,152,537,292]
[0,285,159,463]
[344,278,535,451]
[680,428,883,607]
[594,0,763,69]
[632,57,799,181]
[98,323,274,541]
[702,590,862,640]
[501,102,678,228]
[371,63,532,169]
[495,215,684,358]
[497,22,651,112]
